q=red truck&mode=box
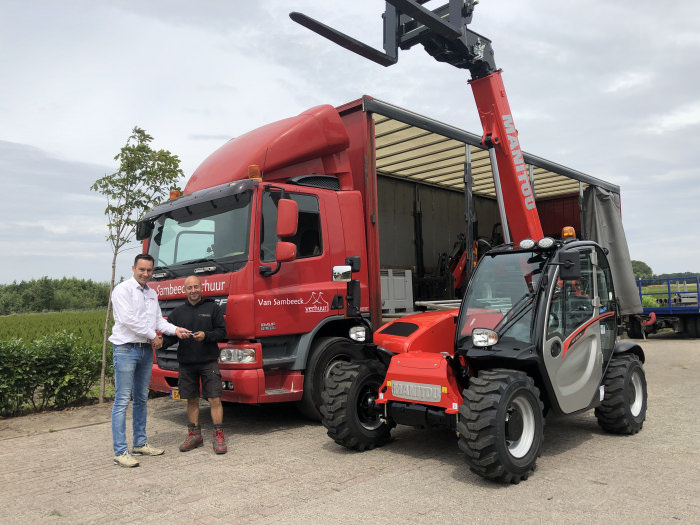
[136,95,632,420]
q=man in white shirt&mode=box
[110,253,188,468]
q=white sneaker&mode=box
[132,443,165,456]
[114,451,140,468]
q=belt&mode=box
[127,342,152,348]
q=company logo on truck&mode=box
[305,292,329,313]
[152,278,226,297]
[502,114,536,210]
[256,291,329,314]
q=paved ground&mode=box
[0,333,698,524]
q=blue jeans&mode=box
[111,344,154,455]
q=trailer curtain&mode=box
[583,186,642,316]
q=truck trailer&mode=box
[137,95,638,419]
[629,276,700,338]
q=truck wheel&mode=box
[457,369,544,484]
[321,361,394,451]
[298,337,361,421]
[688,316,700,338]
[595,354,647,434]
[627,316,643,339]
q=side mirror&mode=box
[136,220,154,241]
[276,241,297,263]
[333,265,352,282]
[559,251,581,280]
[276,198,298,238]
[259,241,297,277]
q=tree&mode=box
[91,127,183,402]
[631,260,654,280]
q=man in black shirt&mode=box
[163,275,227,454]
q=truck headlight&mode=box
[472,328,498,347]
[349,325,367,342]
[220,348,256,363]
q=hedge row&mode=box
[0,332,109,417]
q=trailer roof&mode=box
[362,97,619,199]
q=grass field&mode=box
[0,310,112,345]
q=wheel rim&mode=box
[629,370,644,417]
[505,395,536,459]
[357,382,382,431]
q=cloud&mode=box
[644,101,700,134]
[602,71,653,93]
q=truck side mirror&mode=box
[559,251,581,280]
[136,220,154,241]
[276,241,297,263]
[333,265,352,282]
[276,198,298,238]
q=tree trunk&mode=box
[99,250,118,403]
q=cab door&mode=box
[253,188,340,338]
[542,247,604,414]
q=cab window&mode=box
[260,191,322,263]
[547,250,594,340]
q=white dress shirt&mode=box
[109,277,177,345]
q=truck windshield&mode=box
[457,251,547,346]
[147,191,252,271]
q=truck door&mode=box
[542,248,604,414]
[254,189,340,339]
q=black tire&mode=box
[692,316,700,339]
[627,316,643,339]
[321,361,394,451]
[457,369,544,484]
[595,354,647,434]
[298,337,361,421]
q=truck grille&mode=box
[156,345,179,371]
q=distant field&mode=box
[0,310,112,345]
[642,283,698,294]
[641,283,698,299]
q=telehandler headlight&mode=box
[220,348,256,363]
[537,237,555,249]
[349,325,367,342]
[472,328,498,347]
[519,238,536,249]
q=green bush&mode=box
[0,339,37,417]
[641,296,658,307]
[0,332,104,417]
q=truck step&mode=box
[264,388,294,395]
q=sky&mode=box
[1,0,699,284]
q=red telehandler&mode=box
[291,0,647,483]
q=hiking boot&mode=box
[213,426,227,455]
[132,443,165,456]
[179,424,203,452]
[114,451,140,468]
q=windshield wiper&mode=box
[495,292,534,332]
[187,257,227,274]
[152,266,173,279]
